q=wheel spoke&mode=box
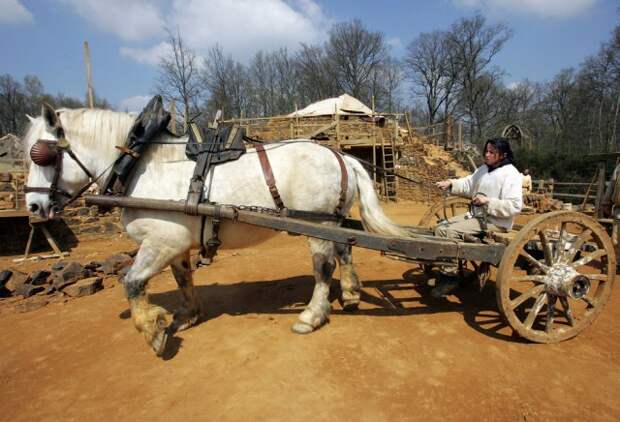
[581,296,596,309]
[555,222,567,261]
[539,230,554,266]
[509,274,546,283]
[520,250,550,273]
[546,296,558,334]
[585,274,610,281]
[562,228,592,264]
[571,249,607,268]
[559,297,574,326]
[510,284,546,309]
[524,292,547,329]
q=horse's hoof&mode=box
[342,300,359,312]
[291,321,315,334]
[151,329,169,357]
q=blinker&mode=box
[30,140,58,166]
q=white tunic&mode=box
[450,164,523,230]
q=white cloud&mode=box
[0,0,33,24]
[120,42,171,65]
[118,95,153,112]
[59,0,165,41]
[453,0,596,19]
[173,0,329,60]
[120,0,330,66]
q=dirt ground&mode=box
[1,201,620,421]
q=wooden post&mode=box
[294,103,299,138]
[83,41,94,109]
[458,120,463,150]
[169,100,177,135]
[184,107,189,133]
[594,163,606,218]
[335,103,340,150]
[372,96,377,186]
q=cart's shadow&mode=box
[125,267,525,357]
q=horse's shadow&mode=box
[120,268,525,358]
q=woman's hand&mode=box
[436,180,451,191]
[472,194,489,206]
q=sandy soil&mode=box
[1,201,619,421]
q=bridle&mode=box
[24,122,96,213]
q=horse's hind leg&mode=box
[169,251,203,332]
[292,238,336,334]
[335,243,361,312]
[123,239,182,356]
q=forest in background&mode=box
[2,14,619,181]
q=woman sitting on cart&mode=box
[432,137,523,298]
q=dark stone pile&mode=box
[0,252,135,312]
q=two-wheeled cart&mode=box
[85,194,615,344]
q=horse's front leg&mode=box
[123,239,184,356]
[335,243,361,312]
[292,238,336,334]
[169,251,203,333]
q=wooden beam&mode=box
[83,41,94,109]
[309,121,338,139]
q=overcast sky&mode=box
[0,0,617,112]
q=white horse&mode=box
[24,104,408,356]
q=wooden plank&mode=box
[308,121,337,139]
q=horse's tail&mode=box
[346,157,410,237]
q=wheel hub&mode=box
[543,264,590,299]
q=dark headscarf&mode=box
[483,138,515,172]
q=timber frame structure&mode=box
[224,110,417,201]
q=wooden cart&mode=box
[85,194,615,344]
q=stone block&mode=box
[63,277,102,297]
[15,283,45,298]
[0,270,12,287]
[29,270,51,286]
[52,261,85,290]
[5,270,28,294]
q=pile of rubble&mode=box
[397,143,469,203]
[0,252,135,313]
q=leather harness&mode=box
[254,144,348,218]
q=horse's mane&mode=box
[23,107,189,165]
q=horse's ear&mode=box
[41,103,58,128]
[26,114,36,124]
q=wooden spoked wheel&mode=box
[496,211,615,343]
[418,196,471,229]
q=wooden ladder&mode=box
[381,141,397,201]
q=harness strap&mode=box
[255,144,285,210]
[327,147,348,217]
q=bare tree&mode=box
[445,15,512,142]
[0,74,26,136]
[372,57,404,112]
[404,30,458,125]
[295,43,337,104]
[155,28,202,126]
[326,20,387,104]
[250,48,299,116]
[201,45,251,118]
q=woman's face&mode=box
[484,143,505,167]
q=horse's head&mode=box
[24,104,94,219]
